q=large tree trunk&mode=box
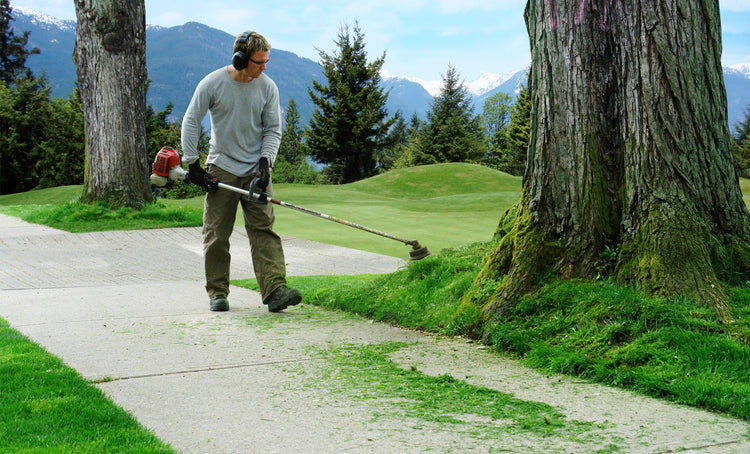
[73,0,150,208]
[464,0,750,327]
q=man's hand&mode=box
[188,162,219,193]
[257,157,270,191]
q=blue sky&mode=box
[11,0,750,83]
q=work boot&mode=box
[210,295,229,312]
[264,286,302,313]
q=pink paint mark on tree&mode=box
[547,0,559,29]
[596,0,619,30]
[547,0,621,30]
[575,0,587,25]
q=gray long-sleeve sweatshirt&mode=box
[181,67,282,177]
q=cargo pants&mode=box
[202,164,287,302]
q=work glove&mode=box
[257,157,270,191]
[188,162,219,193]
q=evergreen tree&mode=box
[734,105,750,178]
[408,112,423,133]
[0,0,49,194]
[36,88,85,188]
[415,65,484,165]
[481,91,512,150]
[278,98,304,166]
[274,98,317,184]
[734,106,750,142]
[0,76,53,193]
[145,100,175,159]
[0,4,86,193]
[504,80,531,176]
[306,22,394,183]
[393,112,428,169]
[481,91,513,171]
[0,0,38,85]
[737,140,750,179]
[378,110,408,171]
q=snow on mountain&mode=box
[382,69,518,98]
[729,63,750,78]
[406,78,443,97]
[12,7,75,32]
[465,71,517,96]
[15,7,166,33]
[381,70,443,97]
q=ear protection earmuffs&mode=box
[232,31,255,70]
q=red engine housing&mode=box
[152,147,182,177]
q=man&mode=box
[181,30,301,313]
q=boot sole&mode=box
[210,299,229,312]
[268,292,302,313]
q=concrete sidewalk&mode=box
[1,213,749,453]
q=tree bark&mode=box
[73,0,150,208]
[464,0,750,327]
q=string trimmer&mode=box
[151,147,431,261]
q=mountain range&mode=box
[11,7,750,131]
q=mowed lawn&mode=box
[1,162,748,260]
[269,163,522,258]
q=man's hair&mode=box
[233,31,271,57]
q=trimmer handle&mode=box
[248,176,268,205]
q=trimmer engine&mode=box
[150,147,188,186]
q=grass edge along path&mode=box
[0,200,202,233]
[0,164,522,259]
[234,239,750,422]
[0,317,175,453]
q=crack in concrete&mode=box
[91,357,323,383]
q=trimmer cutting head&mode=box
[409,242,431,261]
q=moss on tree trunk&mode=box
[462,0,750,334]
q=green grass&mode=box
[0,165,520,451]
[490,280,750,418]
[0,163,522,258]
[2,164,750,443]
[0,185,83,206]
[236,241,490,333]
[1,164,745,260]
[269,164,521,258]
[0,318,174,453]
[235,238,750,421]
[0,200,203,233]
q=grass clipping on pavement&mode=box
[236,240,750,421]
